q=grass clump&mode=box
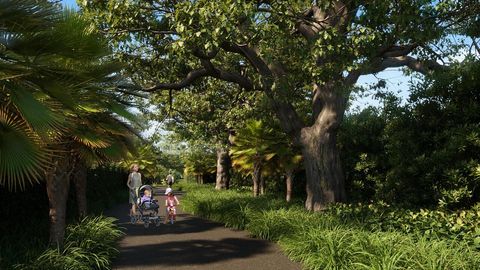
[281,228,479,270]
[178,182,480,270]
[15,216,123,270]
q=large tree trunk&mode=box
[252,159,262,197]
[215,147,231,190]
[269,81,347,211]
[72,159,87,219]
[300,87,347,210]
[45,154,73,247]
[301,128,346,211]
[285,169,294,202]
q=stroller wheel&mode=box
[130,215,137,224]
[144,221,150,228]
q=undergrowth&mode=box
[14,216,123,270]
[178,182,480,270]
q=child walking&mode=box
[164,187,179,224]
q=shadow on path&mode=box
[115,238,269,267]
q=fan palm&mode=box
[0,0,113,189]
[118,144,162,180]
[70,112,137,218]
[274,146,303,202]
[230,120,290,196]
[1,0,139,246]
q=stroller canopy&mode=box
[139,185,155,195]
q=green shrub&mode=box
[15,216,123,270]
[179,183,480,270]
[327,202,480,248]
[283,226,480,270]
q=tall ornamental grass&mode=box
[15,216,123,270]
[178,182,480,270]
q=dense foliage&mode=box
[339,60,480,209]
[179,182,480,269]
[80,0,480,210]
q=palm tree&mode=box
[230,120,287,196]
[1,0,139,246]
[275,146,303,202]
[1,0,63,189]
[118,144,162,181]
[70,113,136,218]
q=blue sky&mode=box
[62,0,78,9]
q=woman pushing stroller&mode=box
[127,164,142,216]
[164,187,180,224]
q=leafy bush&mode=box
[15,216,123,270]
[339,61,480,208]
[178,183,480,270]
[281,228,479,270]
[1,166,127,269]
[327,202,480,248]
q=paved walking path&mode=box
[106,187,302,270]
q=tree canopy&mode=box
[80,0,480,210]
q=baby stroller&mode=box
[130,185,162,228]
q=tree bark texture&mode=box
[72,159,87,219]
[252,159,262,197]
[302,83,347,210]
[285,169,294,202]
[215,147,231,190]
[45,154,73,247]
[300,125,346,211]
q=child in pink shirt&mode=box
[164,187,179,224]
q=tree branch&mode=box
[345,55,446,86]
[220,42,273,78]
[376,56,445,75]
[199,58,256,90]
[380,44,418,57]
[471,37,480,55]
[142,68,209,92]
[100,28,177,36]
[295,2,351,40]
[115,88,149,98]
[139,62,256,93]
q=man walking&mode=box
[166,171,174,187]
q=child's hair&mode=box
[144,189,151,196]
[130,163,139,172]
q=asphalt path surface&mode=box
[106,187,302,270]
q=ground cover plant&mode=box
[178,182,480,270]
[0,167,127,269]
[14,216,123,270]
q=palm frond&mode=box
[0,0,59,33]
[72,126,112,149]
[8,83,65,135]
[0,107,48,190]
